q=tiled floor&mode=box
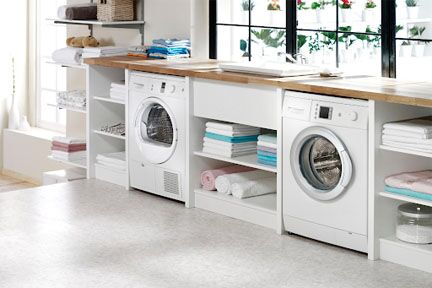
[0,179,431,288]
[0,174,36,193]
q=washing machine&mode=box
[282,91,369,252]
[128,72,186,202]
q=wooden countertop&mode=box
[84,56,432,108]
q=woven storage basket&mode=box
[97,0,134,22]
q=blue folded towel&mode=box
[258,134,277,144]
[147,46,190,55]
[257,150,277,158]
[205,132,258,143]
[258,154,277,162]
[385,185,432,201]
[258,158,277,167]
[152,38,191,47]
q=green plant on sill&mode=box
[240,39,250,57]
[297,34,308,50]
[308,32,322,54]
[241,0,255,11]
[251,29,286,49]
[405,0,418,7]
[401,40,411,46]
[339,0,353,9]
[365,0,377,9]
[311,1,322,10]
[267,0,281,10]
[395,24,404,35]
[409,25,426,38]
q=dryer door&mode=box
[134,97,178,164]
[290,126,352,201]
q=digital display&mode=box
[319,106,331,119]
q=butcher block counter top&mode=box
[84,56,432,108]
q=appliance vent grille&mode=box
[163,171,180,195]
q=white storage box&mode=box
[95,163,126,187]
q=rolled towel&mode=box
[231,177,277,199]
[200,165,255,191]
[215,170,274,195]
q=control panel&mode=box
[130,73,186,99]
[311,100,367,130]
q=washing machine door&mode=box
[134,97,177,164]
[290,126,352,201]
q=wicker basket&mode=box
[97,0,134,22]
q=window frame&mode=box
[208,0,412,78]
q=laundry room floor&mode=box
[0,179,431,288]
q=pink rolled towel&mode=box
[201,165,255,191]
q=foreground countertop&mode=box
[84,56,432,108]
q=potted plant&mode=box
[363,0,377,23]
[409,25,426,57]
[267,0,283,26]
[339,0,353,23]
[406,0,419,19]
[240,0,255,23]
[251,29,286,59]
[400,41,412,57]
[311,1,324,23]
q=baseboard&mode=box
[2,169,41,186]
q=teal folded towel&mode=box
[205,132,258,143]
[258,154,277,161]
[258,134,277,144]
[257,150,277,158]
[385,185,432,201]
[258,158,277,167]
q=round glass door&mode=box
[291,127,352,201]
[135,97,177,164]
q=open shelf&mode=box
[48,155,87,169]
[93,130,126,140]
[194,188,276,230]
[194,151,277,173]
[379,191,432,207]
[93,96,125,105]
[380,236,432,273]
[48,18,145,27]
[46,61,86,70]
[380,145,432,159]
[58,105,86,114]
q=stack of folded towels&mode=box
[147,39,191,59]
[82,46,128,59]
[385,170,432,201]
[382,117,432,154]
[128,46,148,58]
[110,81,126,101]
[257,134,277,167]
[51,137,86,162]
[203,122,260,158]
[56,90,86,111]
[57,3,97,20]
[96,152,126,172]
[200,165,276,199]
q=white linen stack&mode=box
[96,152,126,171]
[57,90,86,111]
[110,81,127,101]
[82,46,128,58]
[382,117,432,153]
[203,122,260,158]
[215,170,276,199]
[51,137,86,162]
[52,47,83,65]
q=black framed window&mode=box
[210,0,432,79]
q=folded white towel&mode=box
[206,121,258,132]
[97,160,126,171]
[231,177,277,199]
[383,134,432,145]
[215,170,274,195]
[383,117,432,134]
[206,127,260,137]
[96,152,126,167]
[52,47,83,65]
[51,151,86,161]
[257,141,278,150]
[383,140,432,153]
[203,137,257,149]
[203,147,256,158]
[203,142,256,153]
[52,136,86,145]
[383,128,432,140]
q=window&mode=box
[36,0,67,131]
[210,0,432,80]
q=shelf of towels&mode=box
[49,136,87,169]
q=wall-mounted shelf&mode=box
[93,96,125,105]
[46,61,86,70]
[380,145,432,159]
[194,151,277,173]
[93,130,126,140]
[379,191,432,208]
[58,105,87,114]
[48,155,87,169]
[49,18,145,27]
